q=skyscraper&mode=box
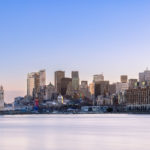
[120,75,128,83]
[60,78,72,96]
[94,81,109,98]
[72,71,79,91]
[27,73,36,97]
[0,86,4,110]
[27,70,46,97]
[139,69,150,83]
[55,71,65,93]
[39,70,46,87]
[93,74,104,83]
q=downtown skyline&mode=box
[1,0,150,102]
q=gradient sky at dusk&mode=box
[1,0,150,102]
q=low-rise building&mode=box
[125,87,150,111]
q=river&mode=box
[0,114,150,150]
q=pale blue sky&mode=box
[0,0,150,102]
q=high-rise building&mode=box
[55,71,65,93]
[120,75,128,83]
[39,70,46,87]
[72,71,79,91]
[116,82,129,93]
[0,86,4,110]
[60,78,72,96]
[139,69,150,83]
[129,79,138,89]
[27,73,36,97]
[27,70,46,97]
[94,81,109,98]
[93,74,104,83]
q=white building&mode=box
[139,69,150,83]
[0,86,4,110]
[27,73,35,97]
[27,70,46,97]
[116,82,129,93]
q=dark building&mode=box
[125,87,150,111]
[61,78,72,96]
[95,81,109,98]
[55,71,65,93]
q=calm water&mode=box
[0,114,150,150]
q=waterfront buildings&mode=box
[55,71,65,93]
[125,87,150,111]
[0,86,4,110]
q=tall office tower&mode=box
[72,71,79,91]
[60,78,72,96]
[27,73,36,97]
[94,81,109,98]
[55,71,65,93]
[120,75,128,83]
[93,74,104,83]
[0,86,4,110]
[39,70,46,87]
[139,69,150,83]
[27,72,41,97]
[139,72,145,83]
[129,79,138,89]
[144,70,150,81]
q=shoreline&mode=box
[1,111,150,115]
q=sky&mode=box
[0,0,150,103]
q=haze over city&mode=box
[1,0,150,102]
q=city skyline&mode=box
[3,68,150,103]
[1,0,150,102]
